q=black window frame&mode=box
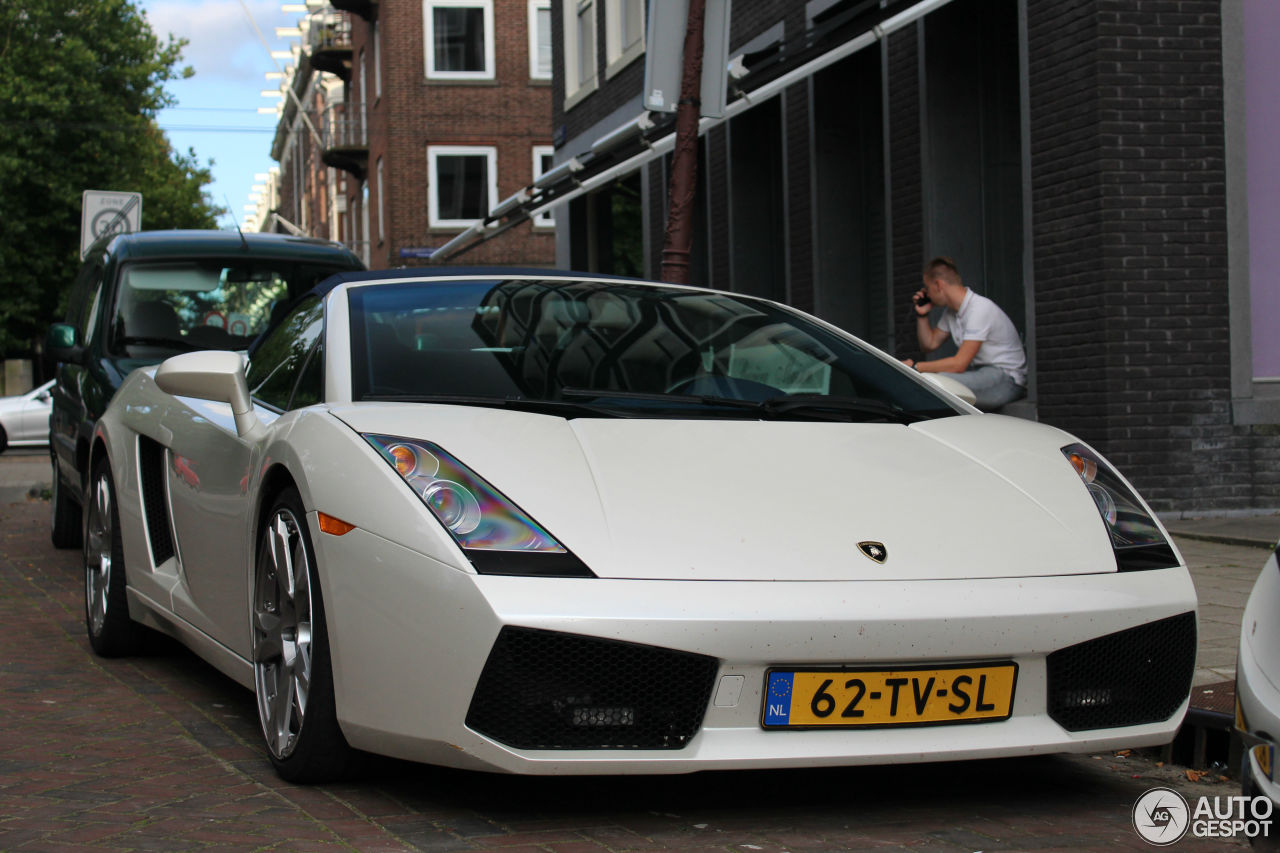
[245,296,326,413]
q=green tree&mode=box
[0,0,223,355]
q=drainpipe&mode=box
[659,0,706,284]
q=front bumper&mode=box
[1236,558,1280,807]
[317,525,1198,775]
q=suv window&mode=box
[245,297,324,410]
[108,261,336,357]
[66,260,105,343]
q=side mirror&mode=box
[46,323,84,365]
[154,351,263,439]
[922,373,978,408]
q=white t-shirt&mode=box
[937,289,1027,386]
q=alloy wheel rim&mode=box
[252,508,314,760]
[84,475,112,635]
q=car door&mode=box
[165,298,323,657]
[52,258,105,480]
[18,385,51,442]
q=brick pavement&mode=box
[0,497,1255,852]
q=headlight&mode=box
[364,434,594,577]
[1061,443,1178,571]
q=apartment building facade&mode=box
[267,0,556,268]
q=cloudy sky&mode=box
[138,0,296,229]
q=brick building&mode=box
[440,0,1279,515]
[266,0,556,269]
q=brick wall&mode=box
[349,0,554,268]
[888,26,923,361]
[1028,0,1280,511]
[1027,0,1109,441]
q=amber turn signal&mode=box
[1066,452,1098,483]
[388,444,417,476]
[317,512,356,536]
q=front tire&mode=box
[51,456,83,549]
[84,458,143,656]
[252,488,353,783]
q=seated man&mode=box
[903,256,1026,411]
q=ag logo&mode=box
[857,541,887,564]
[1132,787,1190,845]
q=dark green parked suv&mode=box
[46,230,364,548]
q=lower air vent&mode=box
[466,627,718,750]
[137,437,175,566]
[1047,611,1196,732]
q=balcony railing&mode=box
[319,104,368,178]
[322,108,366,149]
[307,13,353,78]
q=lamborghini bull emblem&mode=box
[858,541,888,564]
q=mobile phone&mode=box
[915,292,930,308]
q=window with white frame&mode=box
[561,0,597,107]
[377,157,385,243]
[360,181,370,265]
[604,0,643,77]
[428,145,498,228]
[373,21,382,98]
[528,0,552,81]
[424,0,495,80]
[532,146,555,227]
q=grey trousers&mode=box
[949,365,1026,411]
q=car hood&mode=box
[329,405,1123,581]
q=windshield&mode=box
[348,278,959,421]
[108,260,348,357]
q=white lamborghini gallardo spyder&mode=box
[84,268,1198,782]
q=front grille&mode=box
[1047,612,1196,732]
[465,627,719,750]
[137,437,174,566]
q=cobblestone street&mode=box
[0,496,1256,852]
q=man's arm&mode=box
[916,315,949,353]
[914,293,949,353]
[916,339,982,374]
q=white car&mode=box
[86,269,1198,782]
[1236,546,1279,819]
[0,379,53,453]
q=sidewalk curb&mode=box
[1168,530,1277,551]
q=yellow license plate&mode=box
[762,663,1018,728]
[1255,744,1274,782]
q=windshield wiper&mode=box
[560,387,925,423]
[560,387,760,411]
[361,393,628,419]
[756,394,926,424]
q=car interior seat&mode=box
[128,301,181,340]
